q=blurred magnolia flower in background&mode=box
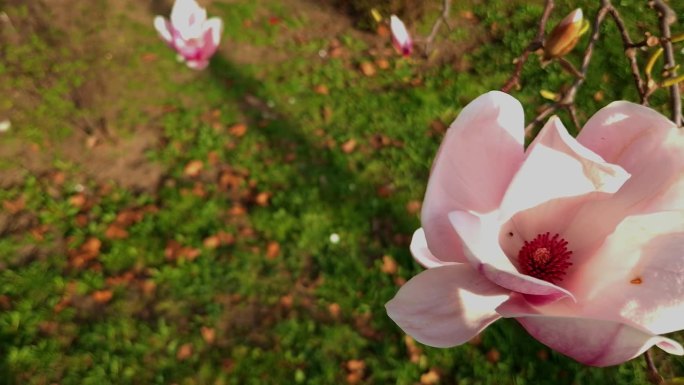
[390,15,412,57]
[154,0,223,70]
[386,91,684,367]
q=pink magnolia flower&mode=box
[390,15,412,57]
[386,91,684,367]
[154,0,223,70]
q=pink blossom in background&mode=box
[390,15,412,57]
[154,0,223,70]
[386,91,684,366]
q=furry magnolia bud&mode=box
[544,9,583,60]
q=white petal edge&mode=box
[410,228,455,268]
[203,17,223,46]
[154,16,173,43]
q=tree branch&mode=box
[606,6,647,103]
[501,0,554,93]
[651,0,682,126]
[424,0,452,56]
[524,1,609,137]
[644,350,665,385]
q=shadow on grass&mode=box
[205,52,419,285]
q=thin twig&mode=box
[558,57,584,79]
[644,350,665,385]
[424,0,452,56]
[501,0,554,93]
[606,6,647,103]
[566,104,581,131]
[651,0,682,126]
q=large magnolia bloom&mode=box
[386,91,684,367]
[154,0,223,70]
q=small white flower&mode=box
[0,119,10,133]
[329,233,340,244]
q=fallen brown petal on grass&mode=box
[346,371,362,384]
[420,369,440,385]
[341,139,357,153]
[176,343,193,361]
[280,294,294,309]
[266,241,280,259]
[486,348,501,363]
[359,61,376,76]
[346,359,366,373]
[183,160,204,177]
[229,123,248,137]
[406,200,422,215]
[376,23,390,38]
[165,240,201,261]
[2,195,25,214]
[105,224,129,240]
[228,204,247,217]
[92,289,113,304]
[328,302,341,319]
[68,193,88,209]
[375,58,390,70]
[313,84,329,95]
[381,255,398,275]
[203,235,221,249]
[201,326,216,344]
[255,192,271,206]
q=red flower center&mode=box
[517,232,572,284]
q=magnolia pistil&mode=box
[518,232,573,284]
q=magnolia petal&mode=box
[154,16,173,44]
[390,15,412,56]
[197,17,223,62]
[421,91,525,263]
[386,264,510,347]
[568,212,684,335]
[498,286,684,367]
[390,15,410,46]
[449,210,574,301]
[514,315,682,367]
[578,101,676,170]
[499,116,629,221]
[171,0,207,40]
[410,228,453,268]
[576,101,684,216]
[204,18,223,48]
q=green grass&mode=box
[1,0,683,384]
